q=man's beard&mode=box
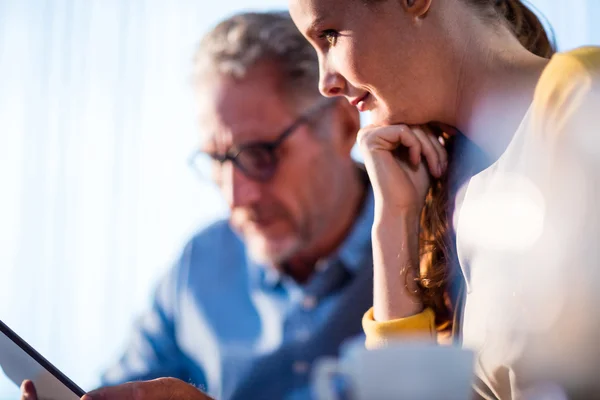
[231,203,308,266]
[245,233,303,266]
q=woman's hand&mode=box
[358,124,447,321]
[358,124,447,219]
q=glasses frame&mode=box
[188,98,338,182]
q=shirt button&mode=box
[302,295,317,310]
[292,360,310,375]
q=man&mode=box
[22,10,374,400]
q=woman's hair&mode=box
[418,0,556,330]
[469,0,556,57]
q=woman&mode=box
[290,0,600,398]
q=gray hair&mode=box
[193,11,321,105]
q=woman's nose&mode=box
[318,61,345,97]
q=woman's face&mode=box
[290,0,454,126]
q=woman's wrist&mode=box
[372,206,421,237]
[371,208,424,321]
[373,284,424,321]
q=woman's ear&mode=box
[400,0,432,19]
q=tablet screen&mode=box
[0,320,85,400]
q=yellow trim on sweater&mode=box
[362,307,437,349]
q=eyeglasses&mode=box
[188,99,337,183]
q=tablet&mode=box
[0,319,86,400]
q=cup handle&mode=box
[312,357,348,400]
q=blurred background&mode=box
[0,0,599,397]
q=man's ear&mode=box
[399,0,432,19]
[331,99,361,156]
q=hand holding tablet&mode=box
[1,320,214,400]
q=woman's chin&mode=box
[369,108,397,126]
[372,107,427,127]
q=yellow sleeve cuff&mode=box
[362,307,437,349]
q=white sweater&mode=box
[455,47,600,399]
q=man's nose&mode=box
[318,57,345,97]
[221,163,261,210]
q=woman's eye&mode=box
[318,30,339,46]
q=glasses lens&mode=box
[236,145,277,181]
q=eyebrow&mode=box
[305,14,329,36]
[200,130,233,154]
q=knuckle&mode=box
[357,128,376,149]
[397,125,411,136]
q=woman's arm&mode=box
[357,125,446,324]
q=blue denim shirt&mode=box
[102,186,374,400]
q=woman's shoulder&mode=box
[533,46,600,126]
[530,46,600,161]
[555,46,600,70]
[537,46,600,93]
[538,46,600,90]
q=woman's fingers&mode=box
[359,124,421,163]
[411,126,443,178]
[424,125,448,171]
[358,123,447,178]
[359,124,411,151]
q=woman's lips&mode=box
[350,93,370,112]
[357,93,370,112]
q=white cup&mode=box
[312,340,474,400]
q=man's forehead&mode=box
[197,68,297,146]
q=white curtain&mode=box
[527,0,600,50]
[0,0,287,396]
[0,0,598,397]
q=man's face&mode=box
[197,62,353,265]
